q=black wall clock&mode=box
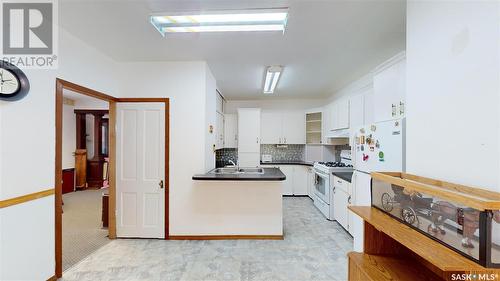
[0,60,30,101]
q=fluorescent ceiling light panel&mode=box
[263,66,282,94]
[150,8,288,36]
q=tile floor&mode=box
[62,197,353,281]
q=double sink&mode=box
[210,167,265,175]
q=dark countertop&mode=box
[193,167,286,181]
[332,172,353,183]
[260,161,314,167]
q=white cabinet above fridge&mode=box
[373,52,406,123]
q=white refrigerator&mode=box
[350,118,406,251]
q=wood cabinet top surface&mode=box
[371,172,500,210]
[349,206,489,272]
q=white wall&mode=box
[116,61,217,236]
[62,103,76,169]
[204,65,217,172]
[74,98,109,110]
[406,1,500,191]
[324,73,373,104]
[0,27,120,280]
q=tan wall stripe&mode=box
[0,189,54,209]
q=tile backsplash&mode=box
[215,148,238,168]
[215,144,346,167]
[260,144,305,162]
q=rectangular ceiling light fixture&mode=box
[263,66,282,94]
[150,8,288,36]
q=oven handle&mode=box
[314,169,329,178]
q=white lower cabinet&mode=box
[306,167,315,199]
[333,176,352,232]
[279,165,294,195]
[261,164,310,196]
[292,166,308,196]
[333,187,349,231]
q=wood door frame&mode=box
[115,98,170,241]
[55,79,170,277]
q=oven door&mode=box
[314,169,330,204]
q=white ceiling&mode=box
[59,0,406,100]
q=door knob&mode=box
[159,180,164,189]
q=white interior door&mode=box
[116,102,165,238]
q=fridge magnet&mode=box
[209,125,214,133]
[366,136,372,145]
[371,125,377,132]
[363,154,369,161]
[375,140,380,149]
[360,136,365,144]
[378,151,385,162]
[360,128,365,133]
[370,146,375,152]
[361,145,364,151]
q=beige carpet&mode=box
[62,189,110,271]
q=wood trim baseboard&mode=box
[170,235,284,240]
[0,189,54,209]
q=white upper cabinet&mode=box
[336,99,350,130]
[327,98,350,131]
[260,111,305,144]
[238,108,261,153]
[282,112,305,144]
[215,112,224,149]
[373,53,406,122]
[349,94,365,130]
[216,91,224,113]
[261,112,282,144]
[224,113,237,148]
[363,91,374,125]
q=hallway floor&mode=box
[62,197,353,281]
[62,189,110,271]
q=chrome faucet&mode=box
[228,160,239,170]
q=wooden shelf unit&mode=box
[348,206,499,281]
[306,112,322,144]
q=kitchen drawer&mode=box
[333,176,349,194]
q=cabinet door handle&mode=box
[159,180,164,189]
[256,137,259,143]
[348,195,351,204]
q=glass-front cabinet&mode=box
[371,172,500,268]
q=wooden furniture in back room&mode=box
[74,149,87,190]
[62,168,75,194]
[75,109,109,189]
